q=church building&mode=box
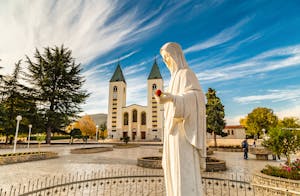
[107,60,164,141]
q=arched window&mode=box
[113,86,118,92]
[141,112,146,125]
[132,110,137,122]
[123,112,128,125]
[152,84,157,90]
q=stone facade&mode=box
[107,61,164,141]
[207,125,246,139]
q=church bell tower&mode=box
[107,63,126,138]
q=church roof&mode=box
[110,63,126,83]
[148,59,162,80]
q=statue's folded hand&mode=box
[154,92,174,104]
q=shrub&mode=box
[120,136,130,144]
[262,127,300,165]
[261,160,300,180]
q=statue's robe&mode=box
[163,68,206,196]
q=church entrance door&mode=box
[123,132,128,138]
[132,132,136,140]
[141,132,146,139]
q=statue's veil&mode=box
[160,42,189,72]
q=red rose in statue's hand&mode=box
[155,89,162,97]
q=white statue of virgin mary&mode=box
[155,42,206,196]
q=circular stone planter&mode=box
[137,156,226,172]
[205,156,226,172]
[252,171,300,195]
[0,151,58,165]
[137,156,162,169]
[249,147,272,160]
[71,147,113,154]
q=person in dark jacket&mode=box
[242,139,249,159]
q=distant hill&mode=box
[89,113,107,126]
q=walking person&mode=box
[242,138,249,159]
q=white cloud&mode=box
[0,0,192,115]
[225,115,244,125]
[126,76,148,106]
[184,17,251,53]
[234,88,300,104]
[276,105,300,119]
[196,44,300,82]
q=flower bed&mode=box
[252,159,300,195]
[0,151,58,165]
[261,159,300,180]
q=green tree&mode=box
[70,128,82,144]
[120,136,130,144]
[206,88,226,147]
[262,127,300,165]
[99,122,107,140]
[0,61,39,143]
[242,107,278,138]
[279,117,300,128]
[26,45,89,144]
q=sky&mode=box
[1,0,300,124]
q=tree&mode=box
[241,107,278,138]
[120,136,130,144]
[0,61,39,143]
[73,115,96,137]
[206,88,226,147]
[70,128,82,144]
[99,122,107,140]
[26,45,89,144]
[279,117,300,128]
[262,126,300,165]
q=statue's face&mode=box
[161,50,172,70]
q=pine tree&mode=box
[26,45,89,144]
[0,61,38,143]
[206,88,226,147]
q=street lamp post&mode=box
[96,125,99,143]
[27,124,32,149]
[13,115,22,153]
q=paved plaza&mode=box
[0,144,293,191]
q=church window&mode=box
[152,84,157,90]
[132,110,137,122]
[124,112,128,125]
[113,86,118,92]
[231,130,234,135]
[141,112,146,125]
